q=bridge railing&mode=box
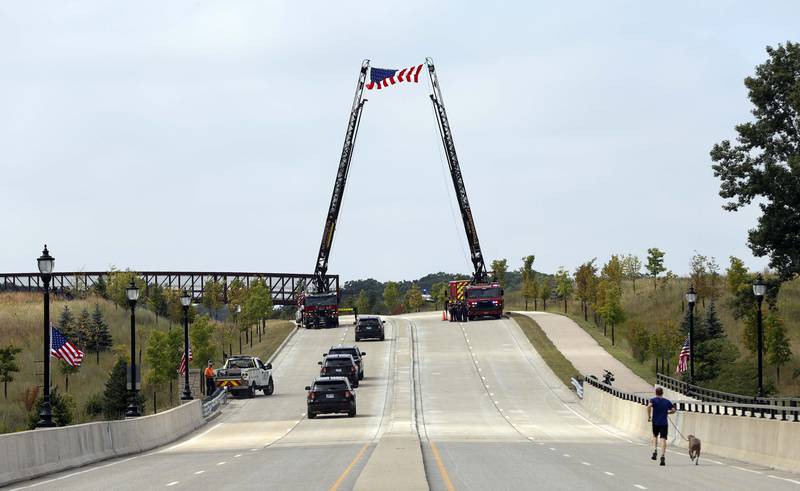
[656,373,800,407]
[586,376,800,422]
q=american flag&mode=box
[676,335,690,374]
[50,326,84,367]
[178,347,193,374]
[366,64,424,90]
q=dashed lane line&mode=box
[634,485,647,490]
[581,462,591,466]
[604,471,615,476]
[194,471,205,475]
[733,466,762,475]
[166,482,179,487]
[217,462,227,466]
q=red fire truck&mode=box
[449,280,504,321]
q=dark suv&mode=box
[325,345,366,380]
[318,354,359,387]
[306,377,356,418]
[355,316,385,342]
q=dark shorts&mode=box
[652,424,668,439]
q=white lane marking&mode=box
[581,462,591,466]
[707,459,724,465]
[166,482,179,487]
[562,454,571,458]
[234,454,242,458]
[732,466,762,475]
[634,485,647,490]
[489,392,494,396]
[250,448,258,452]
[494,400,500,404]
[549,447,556,451]
[481,376,486,380]
[194,471,205,475]
[217,461,227,466]
[8,456,139,489]
[604,471,615,476]
[785,478,800,484]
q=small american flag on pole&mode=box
[178,347,193,375]
[366,64,424,90]
[50,326,84,367]
[676,335,690,374]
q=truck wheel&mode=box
[379,335,385,341]
[355,336,360,342]
[265,378,274,395]
[308,411,317,419]
[348,406,356,418]
[247,384,255,398]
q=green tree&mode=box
[726,256,750,296]
[28,387,75,428]
[228,278,247,311]
[555,266,573,314]
[625,321,650,363]
[621,254,642,294]
[84,305,113,364]
[703,303,725,340]
[521,255,536,310]
[242,279,273,331]
[405,285,425,312]
[598,283,624,344]
[147,285,168,320]
[356,290,370,315]
[707,257,722,303]
[690,252,709,307]
[189,316,216,367]
[0,345,22,399]
[711,42,800,280]
[202,279,224,319]
[574,259,597,321]
[538,278,551,310]
[145,329,182,391]
[645,248,666,290]
[431,282,448,310]
[490,258,508,289]
[383,282,402,314]
[75,307,92,348]
[107,271,146,309]
[103,357,143,419]
[58,306,77,340]
[766,314,793,382]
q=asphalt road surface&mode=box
[8,313,800,490]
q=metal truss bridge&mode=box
[0,271,338,306]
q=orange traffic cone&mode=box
[441,310,447,321]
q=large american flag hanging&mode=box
[676,336,690,374]
[367,64,424,90]
[51,326,84,367]
[178,347,193,375]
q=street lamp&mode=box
[180,290,193,401]
[753,275,767,398]
[36,245,56,428]
[685,285,697,385]
[126,279,141,417]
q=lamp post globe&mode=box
[36,245,56,428]
[685,286,697,385]
[753,275,766,398]
[180,290,193,401]
[125,279,141,417]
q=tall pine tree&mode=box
[58,306,77,340]
[85,305,113,364]
[76,308,92,348]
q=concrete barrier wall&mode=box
[0,400,204,487]
[583,384,800,473]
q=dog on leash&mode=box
[687,435,701,465]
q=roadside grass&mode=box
[505,276,800,396]
[508,312,581,389]
[0,292,294,433]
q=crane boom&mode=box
[425,58,489,284]
[312,60,370,292]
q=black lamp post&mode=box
[753,275,767,398]
[36,245,56,428]
[126,279,141,417]
[180,289,193,401]
[685,286,697,385]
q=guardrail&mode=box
[571,377,584,399]
[656,373,800,407]
[202,388,228,419]
[587,376,800,422]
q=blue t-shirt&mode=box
[650,396,673,426]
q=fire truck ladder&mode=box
[312,59,370,293]
[425,57,489,284]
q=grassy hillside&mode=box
[0,292,293,433]
[506,277,800,396]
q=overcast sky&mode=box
[2,2,797,281]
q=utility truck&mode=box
[214,355,274,398]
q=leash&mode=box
[668,415,689,442]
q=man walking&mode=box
[204,360,216,397]
[648,386,676,466]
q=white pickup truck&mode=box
[214,355,274,398]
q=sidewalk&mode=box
[517,311,653,395]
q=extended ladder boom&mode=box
[312,60,370,292]
[426,58,488,284]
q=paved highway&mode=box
[9,313,800,490]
